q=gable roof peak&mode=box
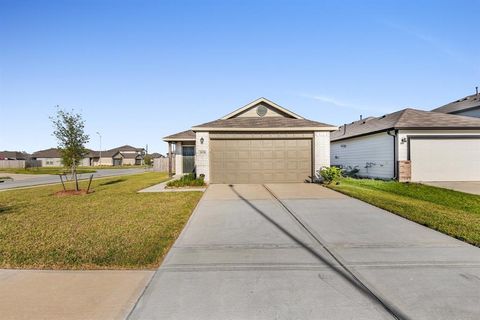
[221,97,304,120]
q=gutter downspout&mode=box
[387,130,398,179]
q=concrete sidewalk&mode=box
[0,269,153,320]
[422,181,480,195]
[129,183,480,320]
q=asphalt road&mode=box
[0,168,148,190]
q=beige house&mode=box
[32,145,145,167]
[93,145,145,166]
[32,148,92,167]
[164,97,337,184]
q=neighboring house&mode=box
[93,145,145,166]
[32,148,93,166]
[432,89,480,118]
[31,148,63,166]
[32,145,145,167]
[330,108,480,182]
[164,97,337,183]
[0,151,29,160]
[150,153,164,159]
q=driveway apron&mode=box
[129,184,480,320]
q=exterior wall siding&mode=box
[175,142,183,174]
[37,158,63,167]
[195,132,210,182]
[453,107,480,118]
[314,131,330,176]
[236,103,289,118]
[331,132,394,179]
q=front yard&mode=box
[328,178,480,247]
[0,172,202,269]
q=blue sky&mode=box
[1,0,479,154]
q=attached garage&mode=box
[410,137,480,181]
[164,98,337,183]
[210,138,312,183]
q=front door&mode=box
[182,146,195,173]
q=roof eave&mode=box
[163,138,196,142]
[331,126,480,142]
[192,126,338,132]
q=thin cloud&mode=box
[300,93,389,113]
[382,20,460,60]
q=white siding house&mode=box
[331,109,480,182]
[331,132,394,179]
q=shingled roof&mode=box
[432,93,480,114]
[32,148,61,158]
[0,151,29,160]
[163,130,196,141]
[192,117,336,131]
[331,108,480,142]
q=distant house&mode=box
[94,145,145,166]
[0,151,29,160]
[432,89,480,118]
[149,153,164,159]
[32,148,93,167]
[31,145,145,167]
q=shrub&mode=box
[166,173,206,188]
[317,166,343,184]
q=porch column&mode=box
[168,142,173,177]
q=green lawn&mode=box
[328,178,480,247]
[0,167,96,175]
[83,165,150,169]
[0,172,202,269]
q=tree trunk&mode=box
[73,165,79,191]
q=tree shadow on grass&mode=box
[99,178,126,186]
[0,205,14,215]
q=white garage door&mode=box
[410,138,480,181]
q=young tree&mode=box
[50,108,90,191]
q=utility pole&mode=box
[96,132,102,166]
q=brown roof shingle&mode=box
[32,148,61,158]
[432,93,480,114]
[163,130,196,141]
[192,117,335,130]
[0,151,29,160]
[331,108,480,141]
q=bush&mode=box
[166,173,206,188]
[317,166,343,184]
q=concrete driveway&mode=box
[129,184,480,320]
[422,181,480,195]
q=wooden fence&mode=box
[153,157,174,173]
[0,160,41,169]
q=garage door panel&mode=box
[210,139,312,183]
[411,139,480,182]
